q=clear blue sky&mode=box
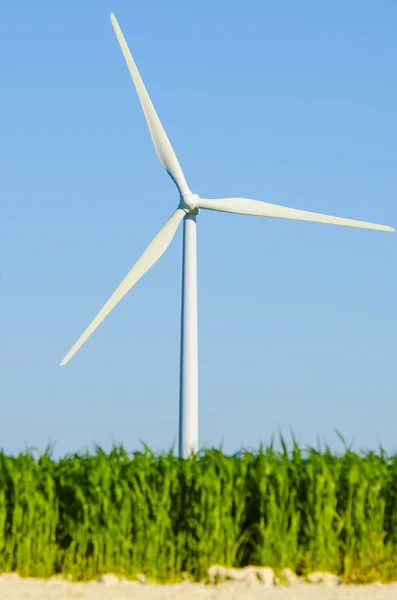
[1,1,396,457]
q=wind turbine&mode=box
[60,13,394,458]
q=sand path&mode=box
[1,576,397,600]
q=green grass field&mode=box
[0,439,396,583]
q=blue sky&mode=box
[1,1,396,457]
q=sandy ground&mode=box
[1,575,397,600]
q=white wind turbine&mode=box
[61,13,394,458]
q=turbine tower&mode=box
[60,13,394,458]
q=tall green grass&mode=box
[0,440,397,582]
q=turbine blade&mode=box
[110,13,189,196]
[60,208,186,366]
[198,197,394,232]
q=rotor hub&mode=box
[180,192,199,214]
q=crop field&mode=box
[0,440,397,583]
